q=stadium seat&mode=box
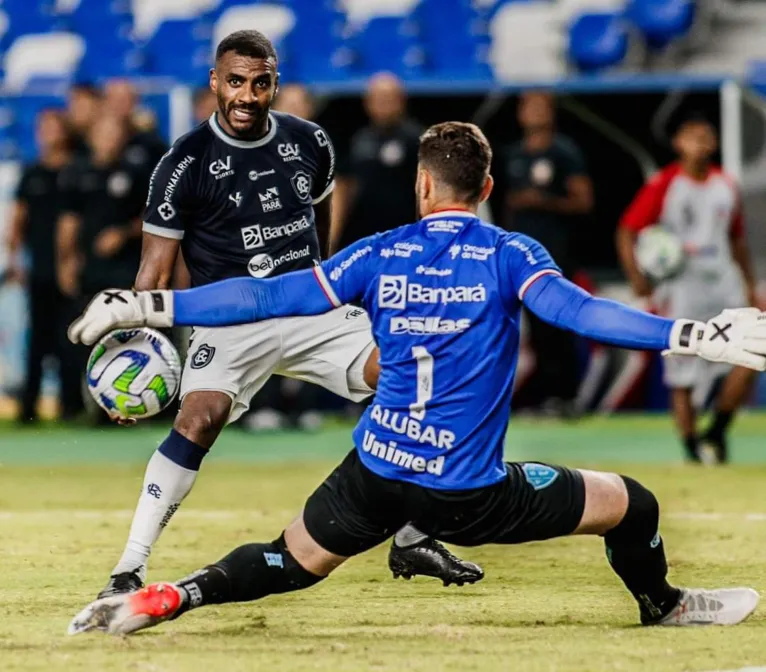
[132,0,219,40]
[3,32,85,92]
[143,19,211,83]
[212,3,296,51]
[352,15,424,78]
[556,0,626,23]
[489,2,565,80]
[340,0,420,26]
[568,11,628,71]
[626,0,694,48]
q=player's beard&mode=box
[219,98,270,139]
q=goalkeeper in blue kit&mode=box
[69,122,766,635]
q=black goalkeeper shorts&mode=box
[303,449,586,557]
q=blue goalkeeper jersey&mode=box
[313,210,562,490]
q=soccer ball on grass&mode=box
[634,225,685,283]
[85,328,181,420]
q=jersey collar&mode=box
[208,112,278,149]
[421,209,477,221]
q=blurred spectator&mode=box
[67,83,102,158]
[57,114,145,308]
[6,110,83,422]
[193,87,218,125]
[331,72,421,253]
[274,83,315,121]
[103,78,168,182]
[503,92,593,417]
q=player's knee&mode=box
[604,476,660,545]
[175,394,230,448]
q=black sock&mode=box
[174,534,324,617]
[705,410,734,443]
[683,435,699,462]
[604,476,681,623]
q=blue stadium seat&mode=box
[143,19,211,84]
[1,9,65,51]
[626,0,694,48]
[352,16,424,78]
[568,11,628,71]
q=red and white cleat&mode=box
[68,582,183,636]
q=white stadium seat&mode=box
[555,0,625,23]
[132,0,220,39]
[3,32,86,92]
[213,4,296,54]
[340,0,421,25]
[489,2,565,81]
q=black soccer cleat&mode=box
[698,433,728,465]
[97,570,144,600]
[389,538,484,587]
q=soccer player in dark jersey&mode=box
[70,122,764,635]
[96,30,480,600]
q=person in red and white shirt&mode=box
[616,115,757,464]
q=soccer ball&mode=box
[86,328,181,420]
[634,226,685,282]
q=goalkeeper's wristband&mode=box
[136,290,174,328]
[665,319,706,356]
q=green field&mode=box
[2,414,766,672]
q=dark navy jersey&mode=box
[143,111,335,287]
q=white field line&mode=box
[0,510,766,522]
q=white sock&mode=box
[111,450,199,580]
[394,523,429,547]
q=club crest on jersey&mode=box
[278,143,301,162]
[521,463,559,490]
[291,170,313,202]
[209,156,233,180]
[190,344,215,369]
[259,187,282,212]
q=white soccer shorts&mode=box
[180,306,375,422]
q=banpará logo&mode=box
[329,245,372,281]
[209,156,233,179]
[278,143,301,161]
[378,275,487,309]
[241,216,312,250]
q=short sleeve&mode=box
[619,173,668,233]
[142,147,198,240]
[500,233,562,307]
[309,125,336,205]
[14,167,30,202]
[313,235,378,306]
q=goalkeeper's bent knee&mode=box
[604,476,660,546]
[176,534,324,609]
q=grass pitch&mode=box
[2,414,766,671]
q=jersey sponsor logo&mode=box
[426,219,464,232]
[346,308,365,319]
[240,216,312,250]
[291,170,313,202]
[415,265,452,276]
[449,244,496,261]
[249,168,276,181]
[159,155,195,215]
[362,430,445,476]
[314,129,335,180]
[209,156,234,179]
[278,143,301,161]
[263,552,284,568]
[190,344,215,369]
[380,242,424,259]
[258,186,282,212]
[157,202,176,221]
[369,405,456,449]
[378,275,486,309]
[521,463,559,490]
[329,244,372,281]
[390,316,471,335]
[229,192,242,207]
[146,148,173,206]
[506,238,541,266]
[247,244,311,278]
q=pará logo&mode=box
[209,156,233,179]
[258,187,282,212]
[278,143,301,161]
[291,170,312,202]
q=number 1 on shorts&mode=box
[410,346,433,421]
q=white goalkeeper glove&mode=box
[665,307,766,371]
[67,288,174,345]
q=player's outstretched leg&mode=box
[578,471,759,625]
[98,392,230,598]
[70,517,341,636]
[388,526,483,586]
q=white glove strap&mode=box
[667,319,705,356]
[137,290,174,328]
